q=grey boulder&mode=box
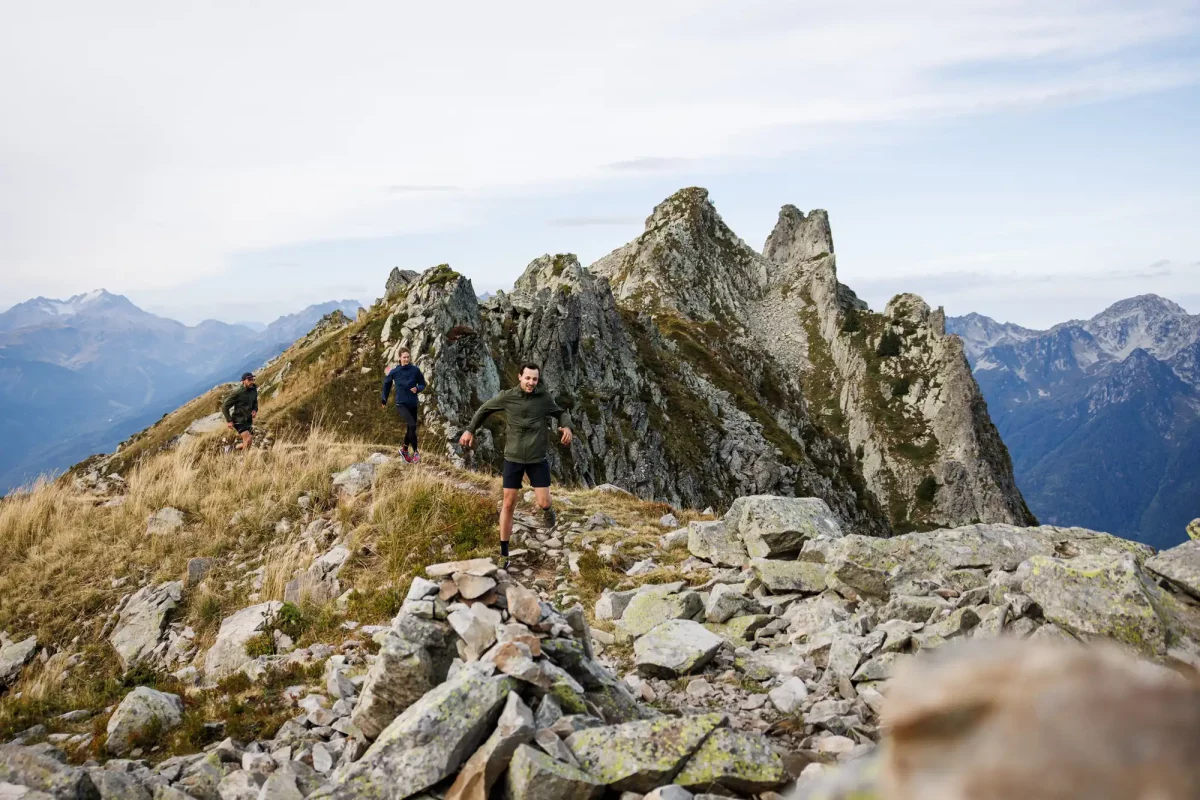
[725,496,843,558]
[105,688,184,756]
[634,620,724,678]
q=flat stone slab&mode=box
[566,713,726,793]
[635,620,724,678]
[750,559,827,594]
[617,589,703,639]
[673,727,788,794]
[426,559,498,579]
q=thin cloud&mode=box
[604,157,695,173]
[385,185,463,193]
[548,216,642,227]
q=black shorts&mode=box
[396,404,418,426]
[502,459,550,490]
[233,420,253,434]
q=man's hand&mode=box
[226,421,234,430]
[251,410,257,418]
[559,427,573,446]
[459,430,474,447]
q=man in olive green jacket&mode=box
[222,372,258,451]
[459,362,573,565]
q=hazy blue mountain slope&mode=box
[0,293,362,492]
[949,295,1200,548]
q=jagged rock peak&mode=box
[644,186,718,231]
[590,187,769,323]
[386,267,420,299]
[763,204,834,265]
[513,254,587,298]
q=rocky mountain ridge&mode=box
[346,188,1032,534]
[947,295,1200,548]
[2,434,1199,799]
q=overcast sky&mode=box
[2,1,1198,328]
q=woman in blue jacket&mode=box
[380,348,427,462]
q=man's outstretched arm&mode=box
[460,393,506,445]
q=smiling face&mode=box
[399,351,411,366]
[518,366,540,394]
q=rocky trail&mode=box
[4,443,1200,799]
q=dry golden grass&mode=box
[0,426,372,645]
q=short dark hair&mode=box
[518,362,541,376]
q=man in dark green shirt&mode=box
[459,362,573,565]
[222,372,258,451]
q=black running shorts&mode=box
[502,459,551,490]
[233,420,253,434]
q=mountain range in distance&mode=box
[0,289,363,493]
[948,294,1200,549]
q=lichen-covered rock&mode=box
[1021,553,1167,657]
[634,620,724,678]
[672,728,788,794]
[203,602,282,679]
[616,588,703,639]
[0,637,37,688]
[109,582,182,670]
[725,496,842,558]
[105,688,184,756]
[686,521,747,568]
[750,559,827,594]
[0,745,98,799]
[504,745,602,800]
[1146,540,1200,601]
[327,670,516,799]
[565,713,726,793]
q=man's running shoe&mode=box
[540,505,557,529]
[500,556,511,570]
[399,446,412,463]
